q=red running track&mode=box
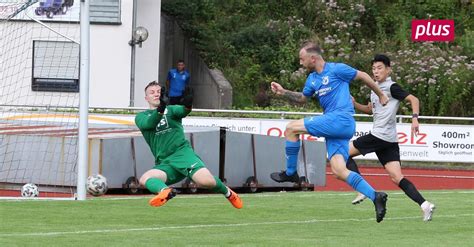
[317,166,474,191]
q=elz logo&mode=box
[411,19,454,42]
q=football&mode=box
[21,183,39,198]
[87,174,108,196]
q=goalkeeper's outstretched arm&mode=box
[135,111,163,130]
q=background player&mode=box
[166,60,190,105]
[347,54,435,221]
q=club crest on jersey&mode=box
[322,76,329,85]
[156,115,169,132]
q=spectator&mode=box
[166,60,190,105]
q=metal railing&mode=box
[1,104,473,123]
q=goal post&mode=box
[77,0,89,201]
[0,0,89,200]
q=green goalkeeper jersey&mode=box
[135,105,191,164]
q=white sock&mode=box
[225,188,231,198]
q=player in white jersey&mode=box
[347,54,435,221]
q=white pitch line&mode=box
[1,214,472,238]
[1,190,472,202]
[94,190,474,201]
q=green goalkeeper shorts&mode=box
[153,146,206,185]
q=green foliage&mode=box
[388,43,473,116]
[162,0,473,116]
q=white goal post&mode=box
[0,0,89,200]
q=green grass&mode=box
[1,190,473,246]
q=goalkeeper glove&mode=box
[181,86,194,108]
[157,86,169,114]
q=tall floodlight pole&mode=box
[77,0,90,200]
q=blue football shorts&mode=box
[303,112,355,161]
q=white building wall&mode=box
[0,1,230,109]
[0,22,81,107]
[134,0,161,108]
[0,1,141,108]
[89,0,133,108]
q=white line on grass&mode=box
[1,190,472,202]
[1,214,472,237]
[95,190,474,200]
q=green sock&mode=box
[211,176,229,195]
[145,178,168,194]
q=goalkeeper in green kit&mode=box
[135,81,243,209]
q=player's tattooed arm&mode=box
[270,81,307,104]
[283,90,307,104]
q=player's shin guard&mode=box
[398,178,425,205]
[211,176,229,195]
[285,140,300,176]
[347,171,376,201]
[145,178,168,194]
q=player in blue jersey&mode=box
[270,42,390,222]
[166,60,190,105]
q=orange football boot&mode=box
[226,188,243,209]
[149,188,176,207]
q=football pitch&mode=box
[1,190,473,246]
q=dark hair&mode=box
[177,59,185,64]
[372,54,391,67]
[301,41,323,55]
[144,80,160,92]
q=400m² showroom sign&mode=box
[183,118,473,163]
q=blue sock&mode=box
[285,140,300,176]
[346,171,376,201]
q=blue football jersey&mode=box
[167,68,190,97]
[302,62,357,114]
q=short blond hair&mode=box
[301,41,322,55]
[144,80,160,92]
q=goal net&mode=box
[0,0,81,199]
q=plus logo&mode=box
[411,19,454,42]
